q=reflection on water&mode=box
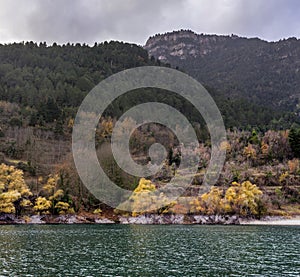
[0,224,299,276]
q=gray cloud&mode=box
[0,0,299,45]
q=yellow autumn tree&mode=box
[116,178,173,216]
[200,187,223,214]
[130,178,156,217]
[222,181,263,216]
[55,201,74,215]
[189,187,223,215]
[35,174,74,215]
[190,181,264,216]
[33,197,52,214]
[0,164,32,214]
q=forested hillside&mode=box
[0,38,299,219]
[0,41,158,124]
[145,30,300,129]
[0,40,294,130]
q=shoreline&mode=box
[1,214,239,225]
[1,214,300,225]
[240,216,300,226]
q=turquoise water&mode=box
[0,225,299,276]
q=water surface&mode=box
[0,224,299,276]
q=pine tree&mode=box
[289,127,300,158]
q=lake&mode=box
[0,224,299,276]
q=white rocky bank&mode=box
[0,214,240,225]
[118,214,240,225]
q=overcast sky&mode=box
[0,0,299,46]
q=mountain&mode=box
[144,30,300,124]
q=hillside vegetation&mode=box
[0,37,299,219]
[145,29,300,129]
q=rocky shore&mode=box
[3,214,300,225]
[118,214,240,225]
[0,214,240,225]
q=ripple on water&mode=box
[0,225,299,276]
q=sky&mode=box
[0,0,299,46]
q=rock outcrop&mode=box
[144,29,228,61]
